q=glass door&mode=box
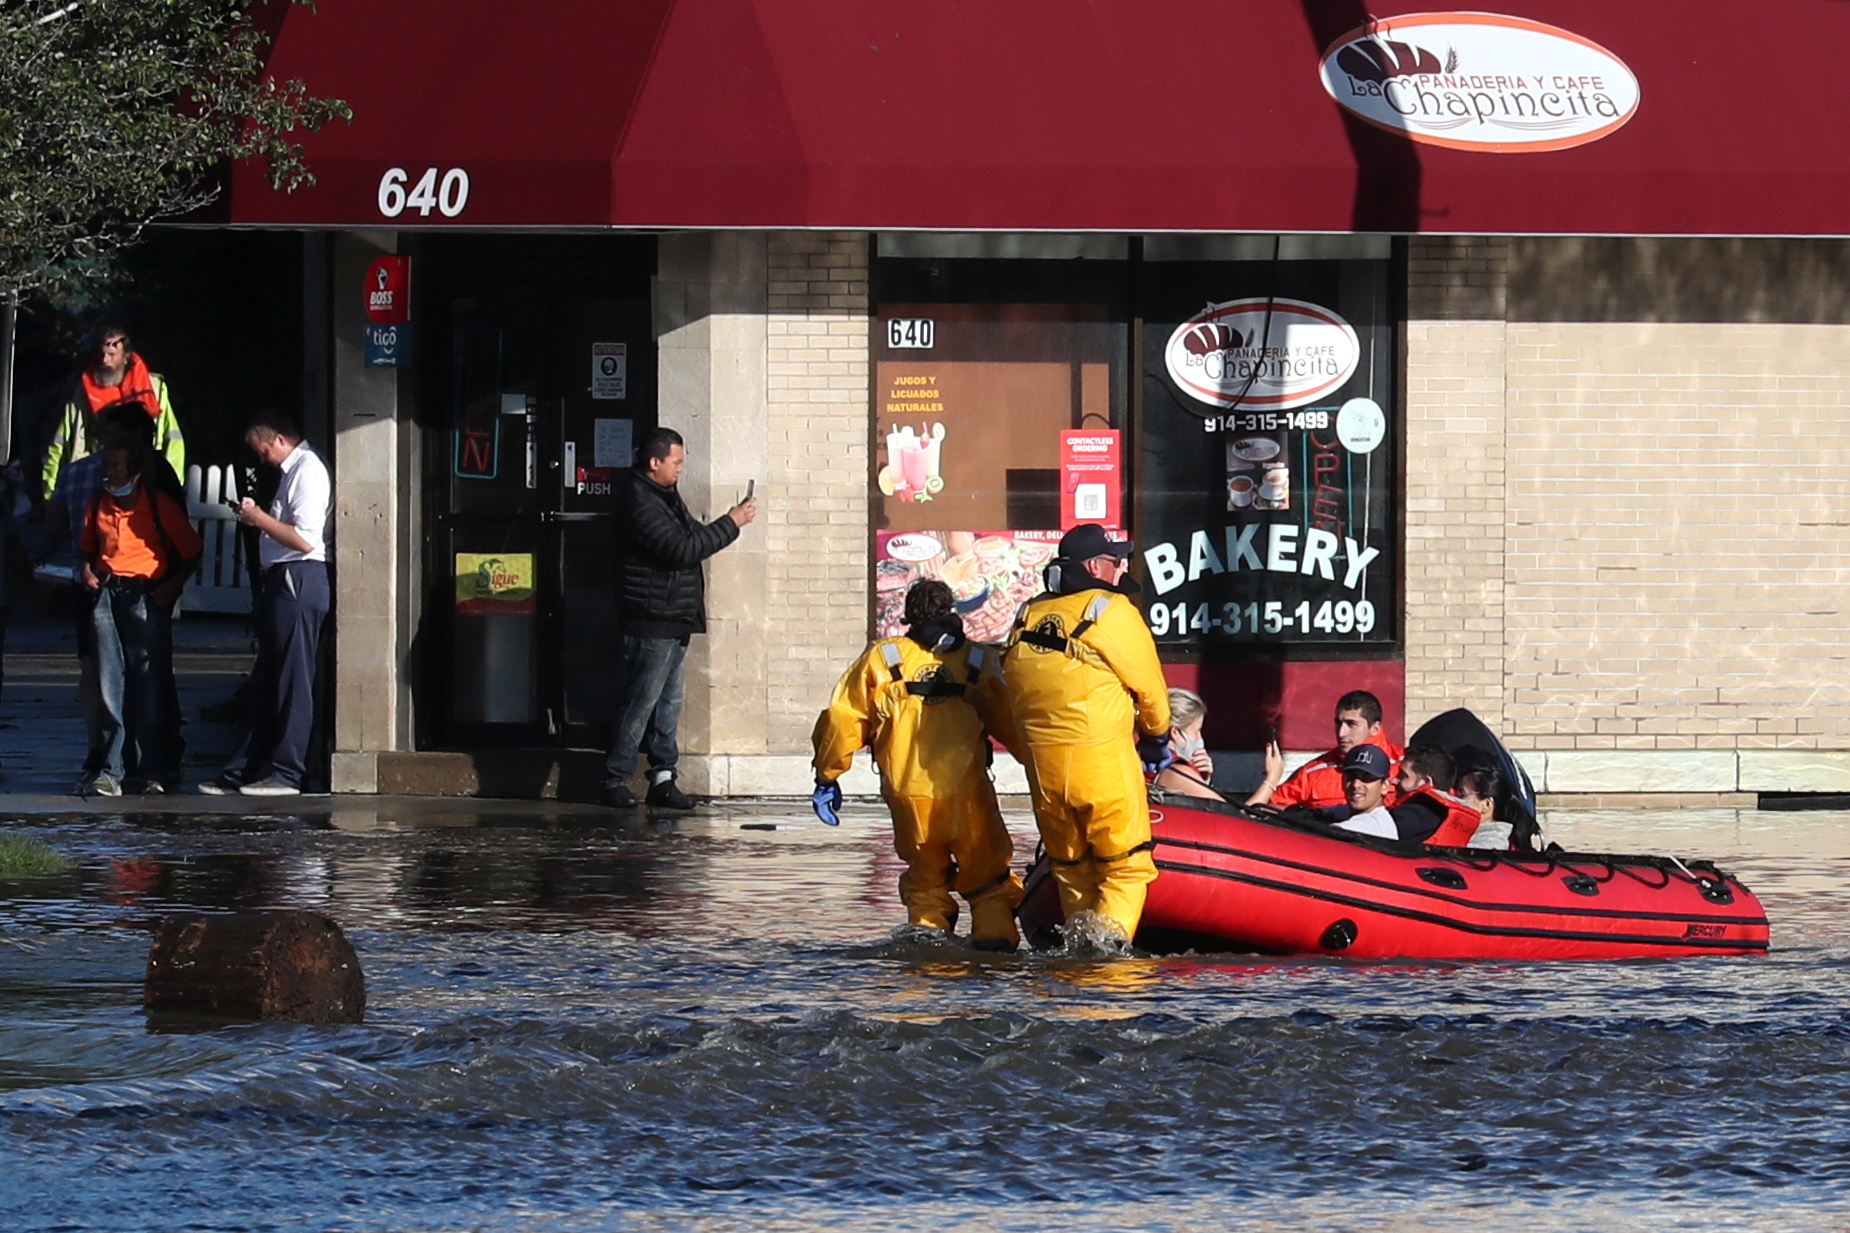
[420,237,655,750]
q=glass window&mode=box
[1138,254,1398,649]
[872,254,1129,644]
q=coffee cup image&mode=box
[1227,474,1256,509]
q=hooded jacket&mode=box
[811,614,1015,796]
[614,467,740,638]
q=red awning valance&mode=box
[227,0,1850,235]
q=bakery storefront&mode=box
[868,236,1401,750]
[216,1,1850,798]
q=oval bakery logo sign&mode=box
[1165,299,1359,410]
[1319,13,1639,152]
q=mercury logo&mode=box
[1319,13,1640,153]
[1164,299,1359,411]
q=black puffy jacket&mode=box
[614,468,740,638]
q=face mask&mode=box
[106,479,136,498]
[1175,734,1205,758]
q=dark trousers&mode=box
[91,577,178,783]
[602,635,688,789]
[225,560,329,789]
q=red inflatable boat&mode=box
[1018,800,1770,960]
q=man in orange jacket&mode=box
[1248,689,1404,810]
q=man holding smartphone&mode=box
[198,411,330,797]
[602,426,756,810]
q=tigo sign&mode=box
[1319,13,1640,153]
[1164,298,1359,411]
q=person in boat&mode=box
[1246,689,1405,809]
[1391,743,1484,847]
[1311,744,1448,844]
[1001,523,1171,953]
[1153,688,1225,801]
[811,579,1024,951]
[1454,766,1515,851]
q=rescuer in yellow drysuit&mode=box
[1001,524,1171,952]
[811,579,1024,951]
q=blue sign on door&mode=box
[365,323,412,367]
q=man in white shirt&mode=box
[198,411,331,797]
[1314,744,1446,845]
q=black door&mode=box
[418,236,656,749]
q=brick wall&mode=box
[1406,235,1850,763]
[1403,238,1510,732]
[765,232,872,753]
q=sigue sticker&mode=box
[1319,12,1640,153]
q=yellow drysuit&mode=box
[812,635,1024,946]
[1001,587,1170,939]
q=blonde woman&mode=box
[1153,688,1225,801]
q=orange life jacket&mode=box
[81,353,159,418]
[1413,786,1485,847]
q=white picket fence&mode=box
[178,464,252,614]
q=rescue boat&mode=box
[1017,800,1769,959]
[1019,706,1767,960]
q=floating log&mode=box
[145,910,365,1023]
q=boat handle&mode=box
[1416,867,1468,891]
[1563,874,1600,896]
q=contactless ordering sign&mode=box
[1060,430,1121,531]
[1319,13,1640,153]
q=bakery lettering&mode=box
[1142,526,1380,597]
[1319,13,1640,153]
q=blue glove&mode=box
[1137,734,1175,774]
[811,780,843,826]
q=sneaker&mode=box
[239,777,301,797]
[75,772,122,798]
[138,781,167,796]
[196,777,241,796]
[600,784,638,809]
[645,778,698,811]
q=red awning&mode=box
[228,0,1850,235]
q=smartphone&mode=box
[745,479,755,501]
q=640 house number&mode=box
[1149,597,1377,638]
[378,167,470,218]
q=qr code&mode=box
[1074,483,1106,519]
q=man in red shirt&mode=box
[1246,689,1404,810]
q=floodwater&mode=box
[4,800,1850,1232]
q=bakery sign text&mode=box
[1318,12,1640,153]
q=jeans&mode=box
[91,577,178,784]
[224,560,329,789]
[602,635,688,789]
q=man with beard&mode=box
[43,324,185,500]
